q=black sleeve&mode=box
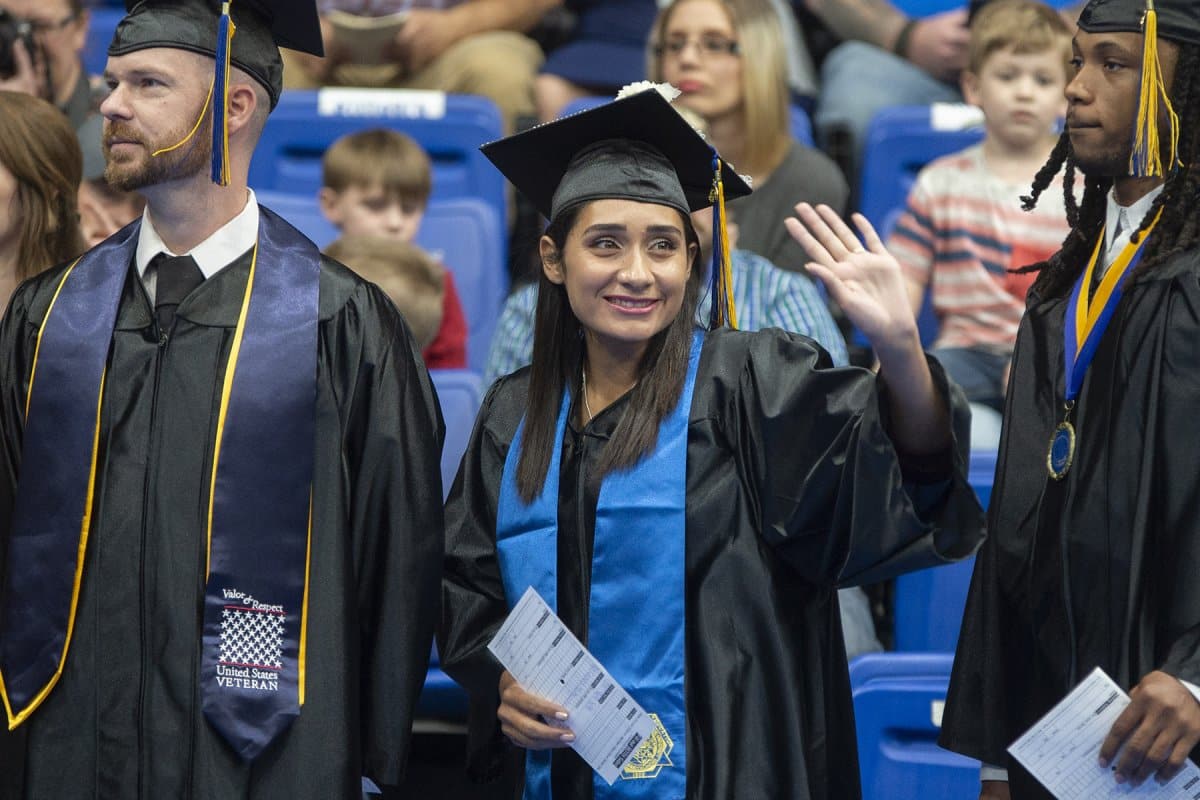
[729,329,983,586]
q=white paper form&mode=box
[488,587,655,785]
[1009,667,1200,799]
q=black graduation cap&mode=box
[481,89,752,221]
[1078,0,1200,46]
[109,0,324,110]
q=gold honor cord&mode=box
[203,245,312,706]
[151,79,216,159]
[1,258,103,728]
[299,494,312,706]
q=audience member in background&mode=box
[325,235,446,351]
[282,0,558,132]
[648,0,848,276]
[810,0,1083,177]
[0,0,104,171]
[0,90,84,311]
[534,0,659,122]
[320,128,468,368]
[886,0,1073,448]
[78,176,145,247]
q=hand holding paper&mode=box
[1098,671,1200,787]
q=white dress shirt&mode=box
[135,189,260,304]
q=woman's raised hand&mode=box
[784,203,919,356]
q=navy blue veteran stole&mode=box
[0,207,320,761]
[495,330,703,799]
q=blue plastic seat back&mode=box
[892,448,995,652]
[430,369,483,502]
[414,368,484,722]
[559,96,815,147]
[255,191,506,371]
[415,198,507,372]
[83,7,125,76]
[850,653,980,800]
[859,105,984,243]
[248,89,506,231]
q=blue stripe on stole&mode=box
[495,330,704,799]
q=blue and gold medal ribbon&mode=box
[495,331,703,798]
[0,227,135,729]
[1062,211,1161,402]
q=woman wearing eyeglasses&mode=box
[649,0,849,278]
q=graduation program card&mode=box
[488,587,655,784]
[1009,667,1200,799]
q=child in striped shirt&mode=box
[886,0,1074,440]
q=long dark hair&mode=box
[1019,43,1200,299]
[515,203,702,502]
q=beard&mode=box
[103,111,213,192]
[1069,140,1132,179]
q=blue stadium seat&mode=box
[891,0,1075,17]
[411,368,485,722]
[430,369,483,501]
[416,199,507,372]
[83,6,125,76]
[248,89,506,234]
[859,104,985,241]
[255,192,507,370]
[891,448,996,652]
[417,643,469,722]
[255,190,339,248]
[850,652,980,800]
[559,96,816,147]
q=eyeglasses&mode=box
[654,35,740,59]
[27,11,78,36]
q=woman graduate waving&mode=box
[438,86,985,800]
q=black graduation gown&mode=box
[439,327,986,800]
[940,249,1200,797]
[0,243,445,799]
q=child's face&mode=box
[963,45,1068,153]
[319,183,425,243]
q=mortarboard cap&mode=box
[1077,0,1195,177]
[482,87,753,328]
[481,88,751,221]
[110,0,323,110]
[1078,0,1200,46]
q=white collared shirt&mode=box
[1101,184,1165,272]
[135,189,260,303]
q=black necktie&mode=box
[151,253,204,332]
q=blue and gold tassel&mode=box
[707,153,738,330]
[1130,0,1180,177]
[211,1,236,186]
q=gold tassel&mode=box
[1130,0,1180,177]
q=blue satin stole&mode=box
[495,330,704,799]
[0,207,319,762]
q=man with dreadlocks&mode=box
[939,0,1200,797]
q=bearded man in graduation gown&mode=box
[0,1,444,797]
[940,1,1200,797]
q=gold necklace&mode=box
[581,366,595,423]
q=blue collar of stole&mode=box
[495,330,704,799]
[0,206,319,761]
